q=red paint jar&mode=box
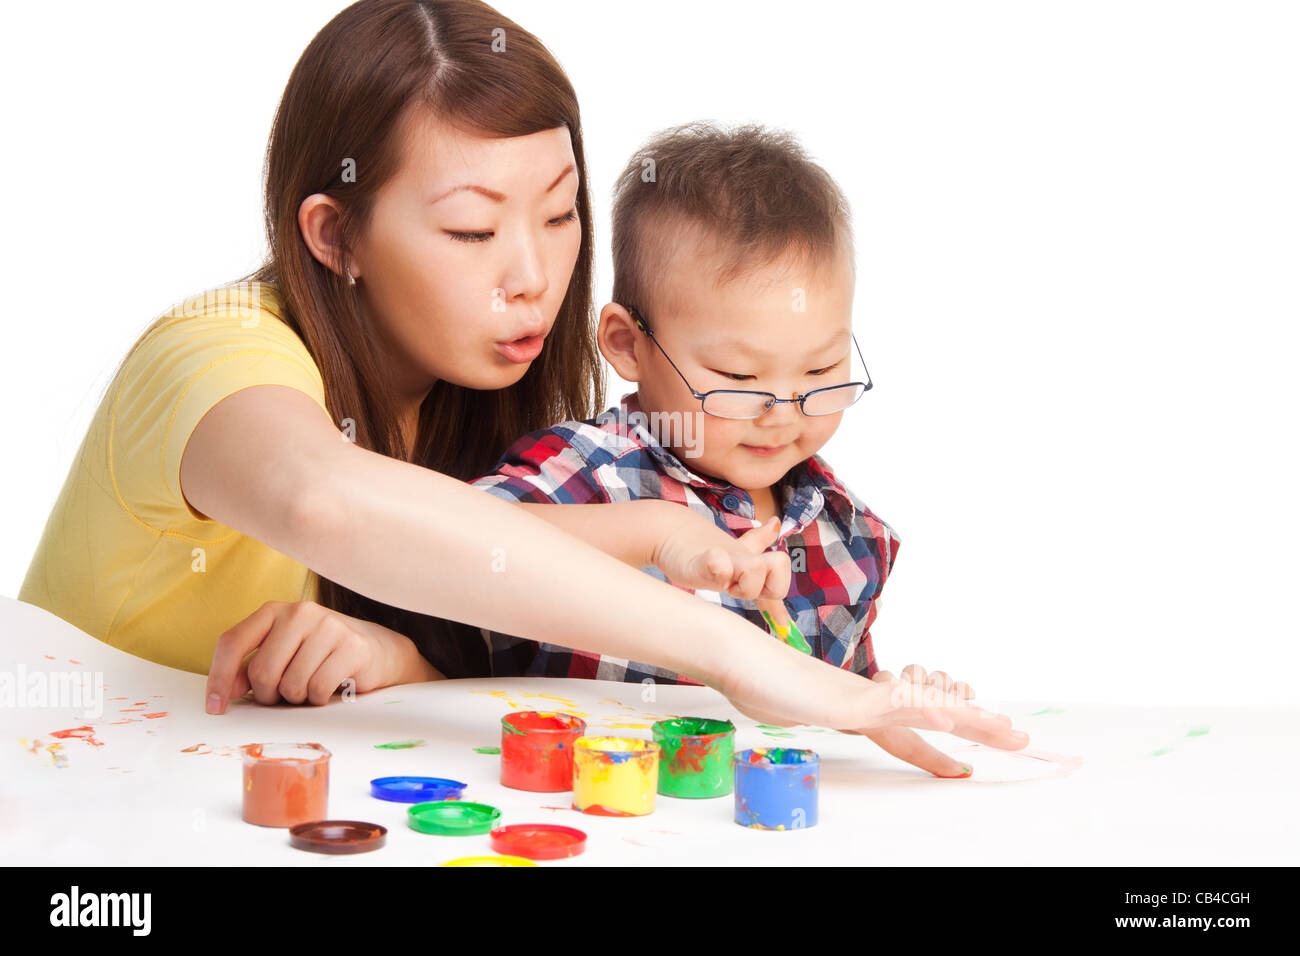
[499,711,585,792]
[240,742,330,827]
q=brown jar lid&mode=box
[288,820,387,854]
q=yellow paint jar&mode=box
[571,736,659,817]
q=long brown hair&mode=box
[241,0,604,676]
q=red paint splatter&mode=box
[109,697,127,701]
[49,726,105,747]
[142,712,167,719]
[43,655,55,660]
[181,744,205,753]
[803,773,817,789]
[69,660,82,665]
[539,805,570,811]
[108,720,139,725]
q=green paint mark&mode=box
[473,746,501,755]
[762,731,797,739]
[374,739,425,750]
[1150,747,1174,757]
[1030,706,1066,716]
[1185,726,1210,737]
[383,699,402,705]
[756,724,785,731]
[501,720,524,735]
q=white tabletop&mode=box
[1,595,1293,865]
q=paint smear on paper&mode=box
[49,726,105,747]
[179,744,239,757]
[1030,706,1066,716]
[942,743,1083,782]
[1185,726,1210,737]
[470,690,526,709]
[374,739,425,750]
[473,746,501,755]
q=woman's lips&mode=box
[495,333,545,364]
[741,443,789,457]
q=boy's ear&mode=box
[597,303,644,382]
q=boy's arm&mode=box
[473,431,789,599]
[515,499,684,570]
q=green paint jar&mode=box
[652,717,735,798]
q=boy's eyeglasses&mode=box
[624,305,873,421]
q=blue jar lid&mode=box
[369,776,467,803]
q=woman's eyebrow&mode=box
[430,163,576,205]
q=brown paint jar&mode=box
[240,743,331,827]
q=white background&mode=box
[1,1,1296,706]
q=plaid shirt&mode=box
[470,392,900,685]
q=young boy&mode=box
[471,121,899,685]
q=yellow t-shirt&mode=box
[19,281,329,675]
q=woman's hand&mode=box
[713,645,1029,767]
[652,513,790,601]
[843,665,1000,778]
[204,600,442,714]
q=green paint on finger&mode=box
[374,739,425,750]
[473,745,501,755]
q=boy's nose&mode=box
[762,397,803,425]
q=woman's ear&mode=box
[298,194,360,280]
[597,303,644,382]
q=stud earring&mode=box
[345,268,356,287]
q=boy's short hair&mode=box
[610,121,853,318]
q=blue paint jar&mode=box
[733,747,819,830]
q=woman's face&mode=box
[349,112,582,399]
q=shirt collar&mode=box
[602,392,862,535]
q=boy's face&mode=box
[602,231,857,496]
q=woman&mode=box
[18,0,1026,774]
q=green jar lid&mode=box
[407,800,502,836]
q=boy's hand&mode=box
[652,513,791,601]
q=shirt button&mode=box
[721,494,740,511]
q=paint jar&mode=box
[500,711,586,792]
[652,717,735,798]
[240,743,330,828]
[733,747,819,831]
[572,736,659,816]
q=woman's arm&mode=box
[182,384,1027,747]
[181,384,741,678]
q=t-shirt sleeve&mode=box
[470,428,606,505]
[110,313,328,527]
